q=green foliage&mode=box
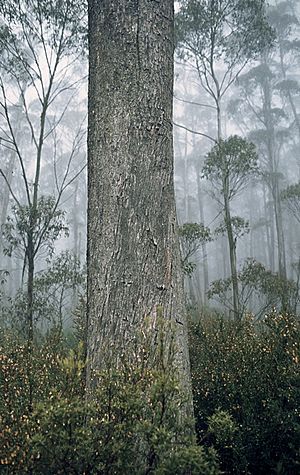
[156,446,219,475]
[33,251,85,327]
[275,79,300,97]
[2,196,68,260]
[281,181,300,223]
[207,258,299,317]
[179,222,212,276]
[202,136,259,200]
[179,222,212,244]
[268,1,299,39]
[0,330,69,468]
[214,216,250,239]
[0,0,87,63]
[207,410,237,448]
[0,321,218,474]
[0,251,85,333]
[190,312,300,474]
[175,0,274,63]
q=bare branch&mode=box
[0,168,21,208]
[174,94,216,110]
[173,122,217,143]
[0,79,32,205]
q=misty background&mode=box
[0,0,299,332]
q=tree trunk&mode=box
[183,128,189,222]
[73,180,80,259]
[26,231,34,346]
[262,63,287,279]
[196,159,209,302]
[87,0,191,398]
[263,183,274,270]
[224,191,240,320]
[0,152,16,260]
[26,229,35,412]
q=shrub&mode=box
[0,320,219,474]
[156,446,219,475]
[189,311,300,474]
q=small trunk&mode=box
[216,100,222,141]
[26,231,35,412]
[196,161,209,302]
[223,181,239,320]
[0,153,16,259]
[27,234,34,346]
[273,184,287,280]
[73,180,80,259]
[262,64,287,279]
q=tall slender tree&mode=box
[202,136,258,319]
[176,0,274,140]
[0,0,87,347]
[174,0,274,310]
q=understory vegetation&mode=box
[1,309,299,474]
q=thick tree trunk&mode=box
[87,0,191,396]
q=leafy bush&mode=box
[179,222,212,276]
[207,409,237,447]
[156,446,219,475]
[208,258,299,317]
[0,329,77,469]
[0,251,85,335]
[0,321,219,474]
[189,311,300,474]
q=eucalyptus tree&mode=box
[174,0,273,310]
[175,0,274,140]
[0,0,87,347]
[87,0,192,406]
[269,0,300,141]
[281,180,300,300]
[281,182,300,224]
[234,60,291,281]
[179,222,212,276]
[202,136,258,320]
[228,0,300,282]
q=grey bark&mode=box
[73,180,80,259]
[223,178,240,320]
[263,183,275,271]
[196,160,209,302]
[261,63,287,280]
[87,0,191,398]
[0,152,15,259]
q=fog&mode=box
[0,0,299,329]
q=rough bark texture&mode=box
[87,0,191,394]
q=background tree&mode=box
[202,136,258,319]
[0,0,87,345]
[175,0,274,140]
[281,182,300,224]
[236,60,289,282]
[173,0,273,310]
